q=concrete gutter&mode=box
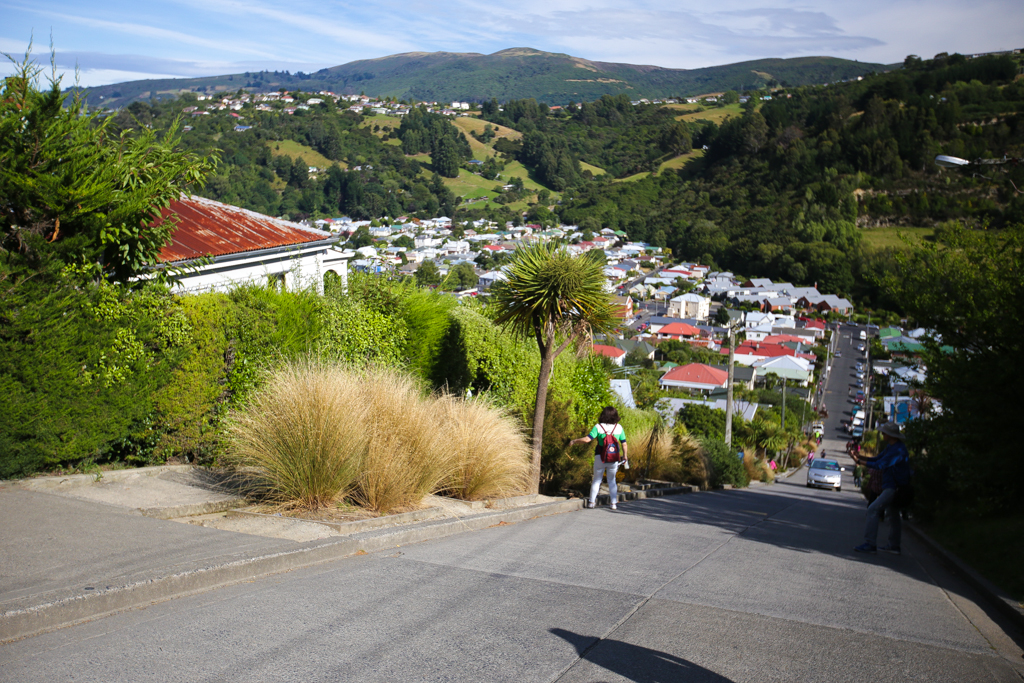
[0,498,581,643]
[906,521,1024,632]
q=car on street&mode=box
[807,459,843,491]
[851,426,864,439]
[857,344,865,352]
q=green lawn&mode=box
[671,103,743,125]
[359,113,401,136]
[658,148,705,174]
[452,117,522,161]
[579,160,606,176]
[267,139,341,169]
[443,163,556,209]
[922,513,1024,605]
[615,171,651,183]
[860,227,935,250]
[445,168,500,201]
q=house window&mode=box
[267,273,286,291]
[324,270,343,294]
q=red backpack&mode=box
[597,425,621,464]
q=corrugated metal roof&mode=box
[156,195,330,263]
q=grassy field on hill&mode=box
[452,117,522,160]
[668,102,743,125]
[267,139,341,169]
[615,171,651,183]
[859,227,935,250]
[658,149,704,174]
[443,159,553,210]
[579,161,606,176]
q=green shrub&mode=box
[0,275,179,477]
[154,293,233,464]
[700,437,749,488]
[540,394,592,495]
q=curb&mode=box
[140,498,248,519]
[226,505,448,533]
[13,465,196,491]
[906,521,1024,633]
[0,498,580,643]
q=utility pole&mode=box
[865,327,873,429]
[725,324,736,447]
[780,376,787,429]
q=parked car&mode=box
[806,459,843,491]
[851,426,864,439]
[857,343,865,352]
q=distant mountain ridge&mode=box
[78,48,893,108]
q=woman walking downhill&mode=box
[570,406,628,510]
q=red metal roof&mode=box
[592,344,626,358]
[156,195,329,263]
[658,322,701,336]
[661,363,728,387]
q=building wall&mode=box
[168,246,347,296]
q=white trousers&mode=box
[590,458,620,505]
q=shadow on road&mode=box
[551,628,735,683]
[612,482,1024,653]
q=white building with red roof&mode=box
[654,322,702,340]
[592,344,627,366]
[153,195,348,294]
[659,363,728,393]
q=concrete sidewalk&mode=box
[0,467,691,642]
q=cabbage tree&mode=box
[490,243,618,492]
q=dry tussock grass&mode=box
[351,368,458,514]
[625,428,709,489]
[440,396,531,501]
[742,452,774,483]
[224,360,369,510]
[228,361,533,513]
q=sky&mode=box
[2,0,1022,88]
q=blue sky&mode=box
[2,0,1022,87]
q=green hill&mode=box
[75,48,891,108]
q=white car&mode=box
[806,459,843,491]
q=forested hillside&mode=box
[131,51,1023,311]
[76,49,889,108]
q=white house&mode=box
[153,195,348,294]
[659,363,728,393]
[667,293,710,321]
[751,355,814,385]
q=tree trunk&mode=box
[529,345,556,493]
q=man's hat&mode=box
[879,422,905,440]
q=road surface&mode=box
[2,476,1021,682]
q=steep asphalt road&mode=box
[2,480,1021,682]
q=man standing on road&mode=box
[852,423,911,555]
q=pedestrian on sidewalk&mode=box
[852,422,912,555]
[570,406,628,510]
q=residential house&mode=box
[659,363,729,393]
[593,344,627,366]
[660,397,759,425]
[667,292,710,320]
[751,355,814,385]
[153,195,347,295]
